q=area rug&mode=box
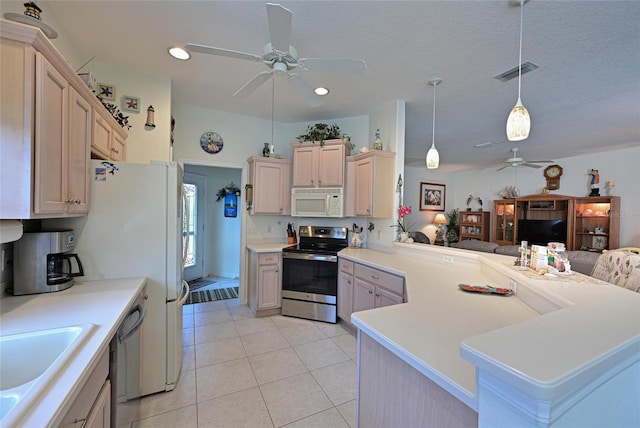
[185,286,239,305]
[187,278,217,292]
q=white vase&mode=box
[399,232,409,242]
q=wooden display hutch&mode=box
[459,211,491,241]
[492,194,621,252]
[573,196,620,252]
[493,195,574,247]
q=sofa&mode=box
[448,240,600,275]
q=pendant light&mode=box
[506,0,530,141]
[426,78,442,169]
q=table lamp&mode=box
[434,213,448,244]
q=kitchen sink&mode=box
[0,324,96,424]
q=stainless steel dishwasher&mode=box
[110,287,146,427]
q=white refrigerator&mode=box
[57,160,188,397]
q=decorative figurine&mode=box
[588,169,600,196]
[145,105,155,128]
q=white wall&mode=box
[405,146,640,246]
[184,165,242,279]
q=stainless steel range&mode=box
[281,226,348,323]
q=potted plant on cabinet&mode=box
[297,123,353,152]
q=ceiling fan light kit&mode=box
[182,3,366,107]
[426,78,442,169]
[168,46,190,60]
[506,0,531,142]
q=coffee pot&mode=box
[12,230,84,295]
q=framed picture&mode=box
[97,83,115,101]
[420,182,446,211]
[122,95,140,113]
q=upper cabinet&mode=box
[291,140,347,188]
[247,157,291,215]
[348,150,395,218]
[0,21,126,219]
[573,196,620,252]
[92,112,127,161]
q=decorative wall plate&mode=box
[200,131,223,154]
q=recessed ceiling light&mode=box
[168,47,190,60]
[314,87,329,96]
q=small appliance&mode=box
[12,230,84,295]
[291,188,344,218]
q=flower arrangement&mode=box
[392,205,414,233]
[215,182,241,201]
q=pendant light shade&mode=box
[426,78,442,169]
[506,0,530,141]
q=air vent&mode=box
[474,142,497,149]
[494,62,539,82]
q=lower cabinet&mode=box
[248,251,282,317]
[60,347,110,427]
[338,257,405,322]
[337,259,354,323]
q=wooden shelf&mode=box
[459,211,490,242]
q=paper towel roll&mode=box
[0,220,23,244]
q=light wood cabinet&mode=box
[573,196,620,252]
[459,211,490,241]
[248,251,282,316]
[247,157,291,215]
[92,111,127,161]
[292,140,346,187]
[352,262,404,312]
[1,20,126,219]
[349,150,395,218]
[337,259,354,324]
[493,200,517,245]
[60,348,110,428]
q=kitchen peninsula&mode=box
[341,244,640,427]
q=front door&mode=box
[183,173,205,281]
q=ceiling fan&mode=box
[185,3,367,107]
[496,148,553,171]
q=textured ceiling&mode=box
[6,1,640,171]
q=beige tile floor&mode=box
[118,293,358,428]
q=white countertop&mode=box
[343,243,640,410]
[246,242,294,253]
[0,277,145,427]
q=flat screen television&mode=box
[517,219,567,246]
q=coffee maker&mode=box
[12,230,84,295]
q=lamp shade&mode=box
[426,145,440,169]
[506,98,531,141]
[434,213,447,224]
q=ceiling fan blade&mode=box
[496,165,509,171]
[288,73,323,107]
[527,160,554,164]
[298,58,367,75]
[266,3,292,53]
[521,163,543,169]
[233,71,273,97]
[185,43,262,62]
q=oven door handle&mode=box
[282,252,337,262]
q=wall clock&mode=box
[543,164,563,190]
[200,131,224,154]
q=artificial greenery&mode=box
[445,208,460,243]
[297,123,352,149]
[215,182,241,201]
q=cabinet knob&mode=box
[371,275,379,280]
[375,293,380,297]
[318,180,322,185]
[75,199,81,204]
[368,290,373,294]
[111,148,119,153]
[311,180,314,185]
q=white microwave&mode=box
[291,188,344,218]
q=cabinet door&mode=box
[34,53,68,214]
[111,132,126,161]
[337,271,354,322]
[254,163,286,214]
[375,287,403,308]
[353,278,375,313]
[258,264,280,310]
[84,380,111,428]
[354,158,373,216]
[92,113,112,159]
[67,87,91,214]
[318,145,344,187]
[292,146,317,187]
